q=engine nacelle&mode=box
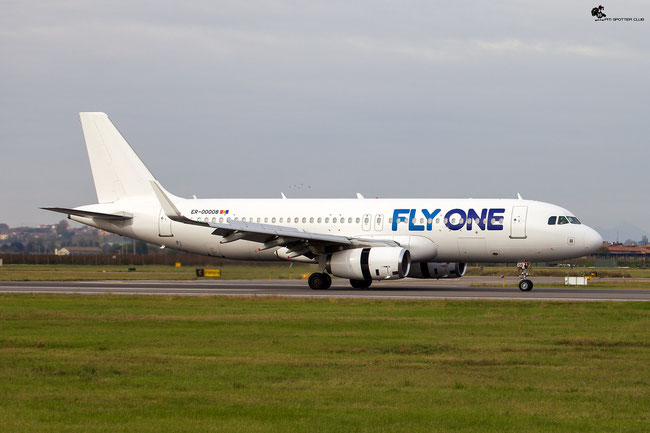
[326,247,410,280]
[407,262,467,279]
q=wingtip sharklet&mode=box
[149,181,209,227]
[150,181,182,218]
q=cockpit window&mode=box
[548,216,557,225]
[567,216,581,224]
[558,216,569,225]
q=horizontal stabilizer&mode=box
[41,207,133,221]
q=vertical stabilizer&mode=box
[80,112,156,203]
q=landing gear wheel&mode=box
[322,273,332,289]
[350,279,372,289]
[519,279,534,291]
[308,272,330,290]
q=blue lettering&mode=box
[487,208,505,230]
[466,208,487,231]
[392,207,506,232]
[444,209,466,231]
[409,209,425,231]
[422,209,441,230]
[392,209,410,231]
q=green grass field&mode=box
[466,266,650,278]
[0,264,316,281]
[1,295,648,432]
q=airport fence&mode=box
[0,252,257,267]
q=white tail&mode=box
[80,112,157,203]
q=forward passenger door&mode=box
[510,206,528,239]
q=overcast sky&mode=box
[1,1,648,241]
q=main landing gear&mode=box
[349,279,372,289]
[517,261,534,291]
[307,273,373,290]
[308,272,332,290]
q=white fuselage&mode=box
[72,196,603,264]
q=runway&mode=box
[1,278,649,301]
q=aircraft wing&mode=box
[150,181,398,257]
[209,220,352,245]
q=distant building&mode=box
[598,243,649,259]
[55,247,103,256]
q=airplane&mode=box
[43,112,604,291]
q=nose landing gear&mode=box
[517,261,534,291]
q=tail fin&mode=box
[80,112,156,203]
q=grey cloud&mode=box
[0,1,648,238]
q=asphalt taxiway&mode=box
[0,278,648,301]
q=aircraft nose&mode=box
[584,226,603,253]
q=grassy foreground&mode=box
[0,264,316,281]
[0,295,649,432]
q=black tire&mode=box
[519,279,534,291]
[350,279,372,289]
[308,273,328,290]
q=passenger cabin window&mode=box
[548,216,557,225]
[558,216,569,225]
[567,216,581,224]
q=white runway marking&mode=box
[1,279,648,302]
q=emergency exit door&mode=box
[510,206,528,239]
[158,208,173,237]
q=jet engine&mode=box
[407,262,467,279]
[326,247,410,280]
